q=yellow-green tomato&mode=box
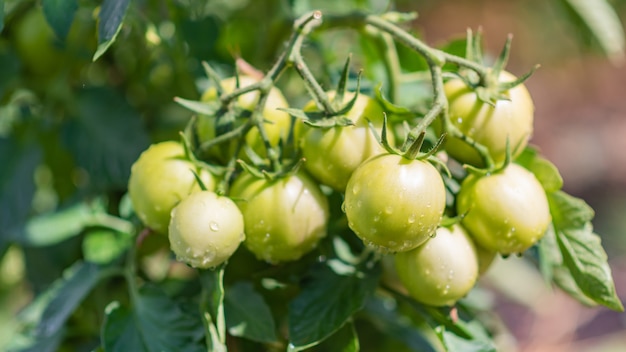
[344,154,446,253]
[230,171,329,263]
[457,163,551,255]
[300,91,390,192]
[444,71,534,166]
[128,141,216,234]
[168,191,244,269]
[196,75,291,162]
[394,225,479,307]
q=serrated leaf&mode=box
[8,262,104,351]
[224,281,277,343]
[515,148,563,192]
[288,260,381,350]
[0,137,41,239]
[93,0,131,61]
[102,285,205,352]
[565,0,625,62]
[42,0,78,41]
[62,88,149,190]
[549,191,623,311]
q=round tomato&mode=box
[457,163,551,255]
[344,153,446,253]
[128,141,216,234]
[196,75,291,162]
[394,224,479,307]
[168,191,244,269]
[230,171,329,263]
[444,71,534,167]
[299,91,390,192]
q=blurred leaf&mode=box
[0,39,20,99]
[224,281,277,343]
[564,0,625,63]
[42,0,78,41]
[102,285,205,352]
[438,319,496,352]
[0,0,4,33]
[288,260,381,350]
[516,147,563,192]
[174,97,220,116]
[312,321,359,352]
[363,296,439,352]
[62,88,150,191]
[8,261,104,351]
[199,266,227,352]
[549,191,624,311]
[82,229,132,264]
[93,0,131,61]
[0,137,41,240]
[552,265,598,307]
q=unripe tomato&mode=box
[300,91,390,192]
[394,225,479,307]
[457,163,551,255]
[168,191,244,269]
[196,76,291,162]
[230,171,329,263]
[444,71,534,166]
[128,141,216,234]
[344,154,446,253]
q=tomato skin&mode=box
[168,191,244,269]
[444,71,534,166]
[394,224,479,307]
[343,154,446,253]
[457,163,551,255]
[230,171,329,263]
[128,141,216,234]
[300,92,389,192]
[197,76,291,162]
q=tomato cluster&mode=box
[128,70,551,306]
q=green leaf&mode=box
[439,325,496,352]
[82,229,132,264]
[0,0,4,34]
[552,265,598,307]
[93,0,131,61]
[288,260,381,350]
[224,281,277,343]
[311,320,359,352]
[102,285,205,352]
[174,97,221,116]
[198,267,227,352]
[62,88,149,190]
[42,0,78,41]
[564,0,625,62]
[549,191,624,311]
[20,201,99,246]
[8,262,104,351]
[515,148,563,192]
[363,296,439,352]
[0,137,41,238]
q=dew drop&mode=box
[408,213,416,224]
[352,183,361,195]
[209,221,220,231]
[263,233,271,243]
[373,215,381,222]
[356,200,362,208]
[384,205,393,214]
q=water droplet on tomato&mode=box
[408,213,416,224]
[209,221,220,231]
[384,205,393,214]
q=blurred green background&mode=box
[1,0,625,351]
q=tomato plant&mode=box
[394,224,479,307]
[344,153,446,252]
[2,2,624,352]
[443,70,534,167]
[457,163,551,255]
[299,91,390,192]
[230,170,329,263]
[128,141,216,234]
[168,191,245,269]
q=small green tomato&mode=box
[395,225,479,307]
[168,191,244,269]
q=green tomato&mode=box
[128,141,216,234]
[444,71,534,166]
[168,191,244,269]
[196,75,291,162]
[344,153,446,253]
[230,171,329,263]
[299,91,390,192]
[457,163,551,255]
[394,224,479,307]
